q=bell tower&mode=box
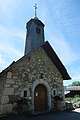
[24,4,45,55]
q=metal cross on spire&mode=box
[34,4,38,17]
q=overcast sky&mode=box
[0,0,80,86]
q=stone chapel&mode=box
[0,14,71,114]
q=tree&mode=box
[69,81,80,86]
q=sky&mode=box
[0,0,80,86]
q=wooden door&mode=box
[34,84,47,112]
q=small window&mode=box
[52,89,57,96]
[40,73,43,78]
[24,91,27,97]
[53,90,56,96]
[36,27,41,34]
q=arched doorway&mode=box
[34,84,47,112]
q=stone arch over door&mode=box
[32,79,51,112]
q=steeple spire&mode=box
[24,5,45,55]
[34,4,38,17]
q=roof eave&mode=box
[41,41,71,80]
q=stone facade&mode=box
[0,47,65,114]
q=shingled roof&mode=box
[67,86,80,91]
[41,41,71,80]
[27,18,45,28]
[0,41,71,80]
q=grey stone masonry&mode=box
[0,47,65,114]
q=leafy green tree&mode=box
[69,81,80,86]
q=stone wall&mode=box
[0,47,64,114]
[0,73,7,114]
